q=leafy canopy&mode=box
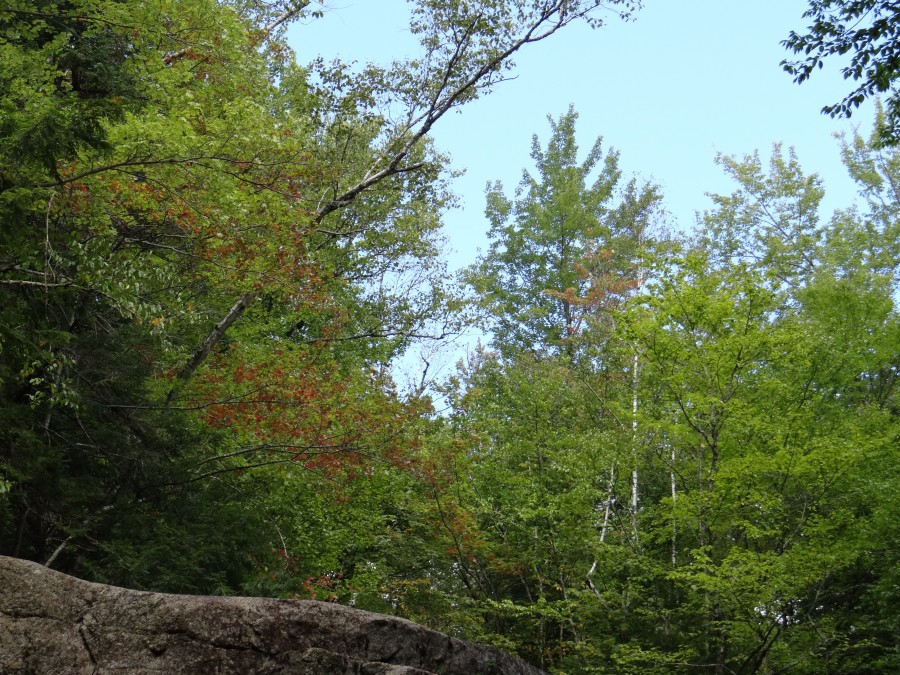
[782,0,900,143]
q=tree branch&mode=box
[167,1,620,395]
[314,1,595,222]
[166,292,257,403]
[262,0,312,36]
[164,1,312,65]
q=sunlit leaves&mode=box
[782,0,900,143]
[466,107,626,358]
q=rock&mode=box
[0,556,544,674]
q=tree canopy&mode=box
[0,0,639,586]
[782,0,900,143]
[2,2,898,673]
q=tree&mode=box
[782,0,900,144]
[415,344,674,671]
[0,0,643,597]
[616,138,900,673]
[465,106,659,359]
[428,110,668,671]
[0,0,333,586]
[437,120,899,673]
[699,145,825,288]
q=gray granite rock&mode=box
[0,556,544,674]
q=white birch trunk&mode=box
[599,463,616,543]
[629,242,645,542]
[671,443,677,566]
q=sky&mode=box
[288,1,876,263]
[286,1,878,384]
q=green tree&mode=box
[466,106,659,360]
[0,0,328,587]
[782,0,900,143]
[0,0,643,599]
[438,121,898,674]
[617,139,900,673]
[699,145,825,288]
[425,110,668,671]
[441,350,616,668]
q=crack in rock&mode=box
[77,622,99,674]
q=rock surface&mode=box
[0,556,544,674]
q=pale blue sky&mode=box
[288,1,875,273]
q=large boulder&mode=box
[0,556,544,674]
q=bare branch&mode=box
[0,279,71,287]
[194,442,354,467]
[44,535,74,568]
[262,0,312,36]
[39,157,194,188]
[315,1,598,222]
[166,292,257,403]
[297,327,455,345]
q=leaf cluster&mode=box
[782,0,900,144]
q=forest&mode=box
[1,1,898,673]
